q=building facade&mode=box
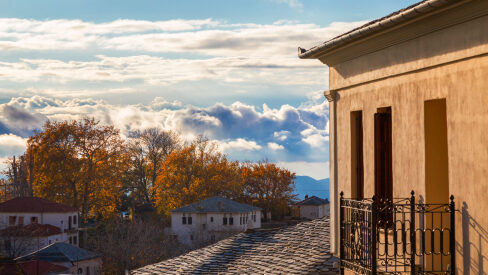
[291,196,329,220]
[299,0,488,274]
[171,197,261,246]
[0,197,79,257]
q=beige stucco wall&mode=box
[325,2,488,275]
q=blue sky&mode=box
[0,0,418,179]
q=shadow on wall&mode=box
[332,1,488,80]
[460,202,487,275]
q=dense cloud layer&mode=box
[0,95,329,170]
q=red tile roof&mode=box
[19,260,69,275]
[0,197,77,213]
[0,223,62,237]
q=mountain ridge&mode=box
[293,176,329,200]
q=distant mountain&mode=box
[293,176,329,200]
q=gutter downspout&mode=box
[324,90,339,255]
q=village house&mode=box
[291,195,329,220]
[171,196,261,246]
[15,242,102,275]
[299,0,488,274]
[0,197,80,257]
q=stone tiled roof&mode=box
[294,196,329,206]
[171,197,261,213]
[15,242,100,262]
[132,217,338,274]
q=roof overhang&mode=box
[298,0,466,62]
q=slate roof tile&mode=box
[132,217,338,275]
[172,197,261,213]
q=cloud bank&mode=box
[0,95,329,175]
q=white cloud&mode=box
[268,142,284,150]
[0,134,27,158]
[302,133,329,148]
[0,96,329,163]
[220,138,262,151]
[0,55,325,86]
[0,18,365,56]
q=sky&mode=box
[0,0,418,179]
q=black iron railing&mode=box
[339,191,456,275]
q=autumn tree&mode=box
[28,118,126,222]
[152,136,243,215]
[242,161,296,221]
[1,152,34,199]
[123,128,180,207]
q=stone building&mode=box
[291,195,329,220]
[299,0,488,274]
[171,197,261,246]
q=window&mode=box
[31,216,38,224]
[211,235,215,242]
[73,215,77,225]
[223,217,228,225]
[182,217,187,224]
[188,217,192,225]
[69,237,72,244]
[68,216,72,230]
[202,223,206,229]
[210,217,214,222]
[49,240,52,244]
[245,216,248,223]
[86,267,90,275]
[190,235,193,241]
[351,110,364,200]
[229,217,233,225]
[8,216,16,225]
[240,217,242,225]
[18,217,24,225]
[73,236,77,245]
[78,267,83,274]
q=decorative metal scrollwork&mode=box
[339,191,456,275]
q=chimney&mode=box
[218,201,222,211]
[305,195,309,199]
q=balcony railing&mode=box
[339,191,455,275]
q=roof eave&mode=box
[298,0,464,60]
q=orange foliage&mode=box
[242,161,296,220]
[28,118,126,222]
[152,136,243,215]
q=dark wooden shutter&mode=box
[355,113,364,200]
[374,112,393,227]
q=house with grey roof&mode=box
[132,217,338,274]
[291,195,330,220]
[16,242,102,275]
[171,197,261,246]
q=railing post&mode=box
[450,195,456,275]
[340,191,344,275]
[410,190,416,275]
[371,195,377,275]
